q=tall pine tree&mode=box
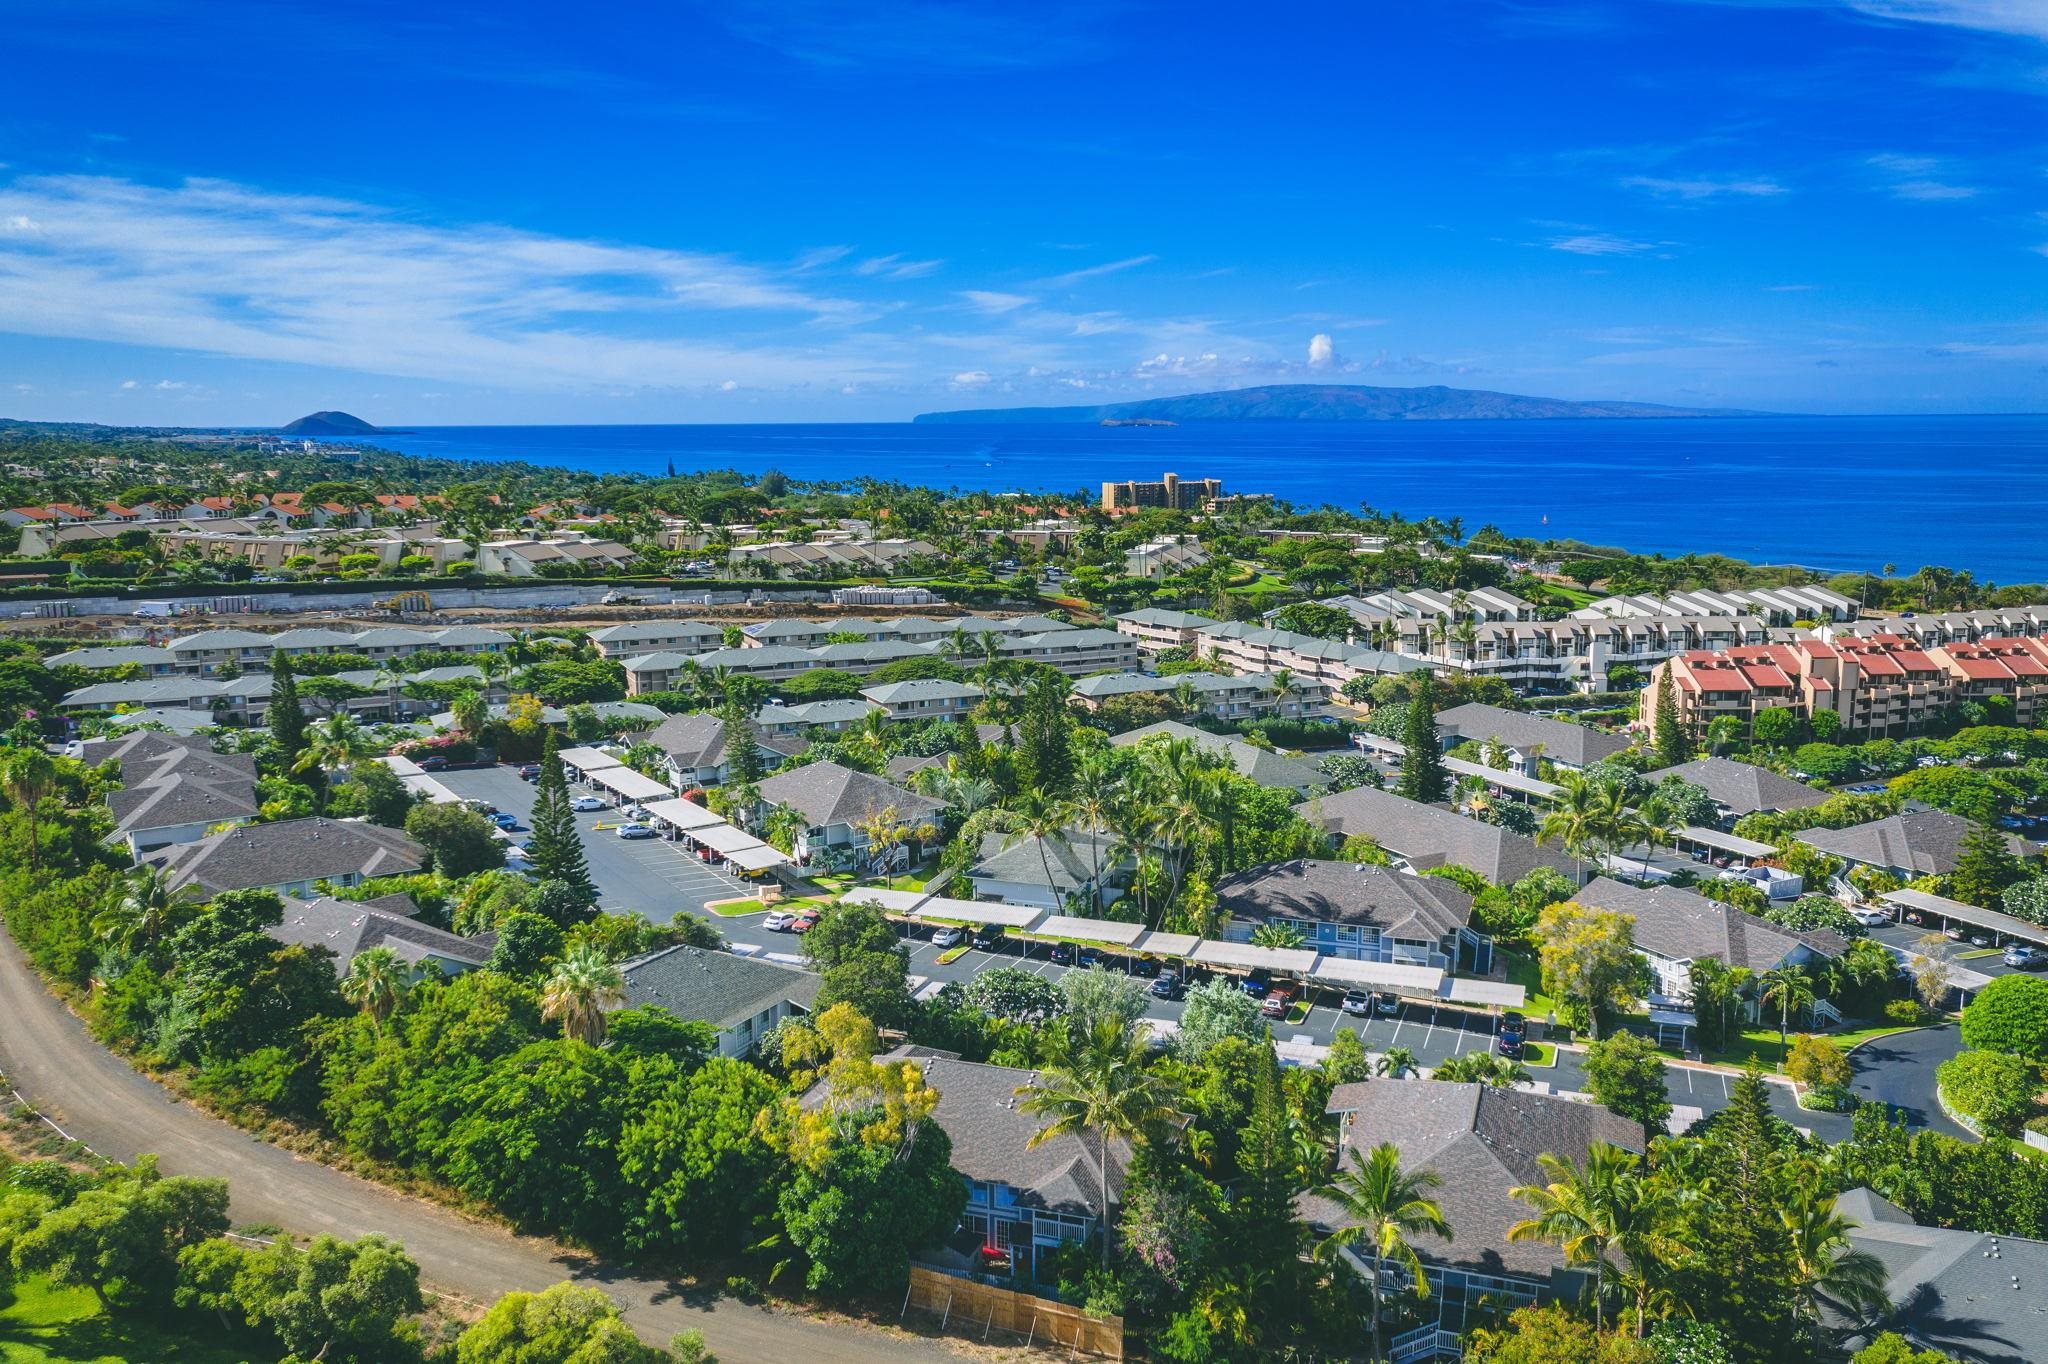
[527,730,598,912]
[269,651,308,762]
[1396,670,1450,805]
[1652,666,1691,767]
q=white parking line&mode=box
[1389,1010,1408,1045]
[1421,1008,1439,1052]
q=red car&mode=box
[1260,987,1294,1019]
[790,910,821,934]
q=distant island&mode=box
[914,382,1775,424]
[279,410,388,437]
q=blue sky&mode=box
[0,0,2044,424]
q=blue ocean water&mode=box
[359,415,2048,584]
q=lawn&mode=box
[705,896,775,917]
[1521,1041,1557,1067]
[1690,1022,1918,1073]
[0,1275,247,1364]
[1500,950,1563,1022]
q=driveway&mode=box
[1845,1023,1971,1140]
[0,926,977,1362]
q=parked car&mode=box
[1850,907,1892,927]
[1125,956,1160,978]
[1341,990,1374,1016]
[1260,987,1294,1019]
[616,822,656,839]
[1374,992,1402,1017]
[790,911,821,933]
[1151,970,1186,1000]
[624,804,652,820]
[1077,946,1103,968]
[1497,1033,1525,1060]
[2002,944,2045,970]
[1049,942,1075,965]
[1499,1011,1527,1041]
[569,795,607,812]
[461,798,496,815]
[516,763,542,781]
[1238,969,1272,999]
[490,813,519,830]
[762,909,797,932]
[971,926,1004,951]
[416,755,449,771]
[931,925,965,948]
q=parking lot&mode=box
[1867,919,2037,982]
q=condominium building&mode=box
[1112,607,1225,653]
[1823,605,2048,648]
[1098,472,1222,512]
[1124,537,1209,579]
[1067,669,1331,721]
[1575,586,1860,626]
[1192,620,1432,691]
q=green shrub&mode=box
[1936,1049,2039,1136]
[1959,973,2048,1061]
[1884,998,1927,1025]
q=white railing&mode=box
[1388,1326,1463,1362]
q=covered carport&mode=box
[555,746,621,784]
[640,797,725,834]
[1131,930,1201,965]
[1439,976,1527,1010]
[589,765,670,808]
[1673,826,1777,868]
[1882,888,2048,949]
[1190,940,1318,980]
[907,896,1046,931]
[1444,757,1560,804]
[1028,915,1148,947]
[1309,956,1445,1000]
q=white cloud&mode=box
[0,172,906,394]
[1307,333,1337,367]
[1621,175,1788,199]
[719,379,739,391]
[855,253,942,279]
[1548,233,1659,256]
[950,370,991,387]
[1034,254,1158,288]
[154,379,185,390]
[1843,0,2048,42]
[1765,283,1817,291]
[1866,153,1979,200]
[1893,180,1979,199]
[958,290,1034,313]
[792,244,852,270]
[119,379,137,389]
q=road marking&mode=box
[1421,1008,1438,1052]
[1389,1009,1408,1045]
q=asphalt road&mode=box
[1869,921,2031,983]
[1843,1023,1971,1140]
[0,923,975,1362]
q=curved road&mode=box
[1847,1023,1971,1140]
[0,928,973,1364]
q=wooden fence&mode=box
[903,1265,1124,1360]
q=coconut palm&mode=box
[1781,1181,1891,1337]
[1016,1019,1184,1269]
[1005,795,1075,907]
[1376,1045,1419,1078]
[1,746,59,871]
[450,689,490,738]
[1248,922,1306,950]
[1067,753,1119,896]
[1758,963,1816,1068]
[1507,1143,1634,1331]
[1536,771,1610,884]
[1314,1142,1453,1362]
[93,864,198,957]
[540,944,625,1045]
[293,713,378,783]
[340,946,411,1024]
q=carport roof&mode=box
[556,746,622,771]
[840,887,927,914]
[591,767,671,801]
[1674,825,1779,858]
[1190,941,1318,974]
[688,824,764,854]
[1440,978,1528,1008]
[1882,889,2048,946]
[1132,931,1201,958]
[911,897,1046,929]
[1031,916,1147,946]
[1443,757,1560,799]
[726,845,791,871]
[1309,958,1445,995]
[641,797,724,830]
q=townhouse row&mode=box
[50,624,516,675]
[621,626,1138,693]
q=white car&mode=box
[762,910,797,931]
[569,795,607,812]
[624,804,652,820]
[931,925,965,948]
[1850,907,1892,927]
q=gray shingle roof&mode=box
[1434,703,1632,769]
[618,945,821,1030]
[1304,1080,1646,1276]
[150,817,426,895]
[1110,720,1326,793]
[108,772,259,835]
[1113,607,1220,630]
[755,761,944,829]
[880,1049,1128,1219]
[860,678,985,705]
[1832,1187,2048,1364]
[970,828,1124,894]
[1794,809,2038,876]
[1573,876,1846,969]
[1641,757,1829,816]
[1297,785,1579,886]
[270,896,490,974]
[46,644,174,669]
[1214,859,1473,939]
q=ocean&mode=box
[357,414,2048,584]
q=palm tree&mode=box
[93,864,197,957]
[1537,771,1611,884]
[1067,753,1118,897]
[1376,1045,1419,1078]
[293,713,378,784]
[1016,1019,1183,1269]
[1,746,59,871]
[340,946,411,1024]
[451,689,490,738]
[1005,795,1075,907]
[1507,1143,1633,1330]
[1781,1181,1890,1337]
[1248,922,1306,950]
[540,944,625,1045]
[1314,1142,1453,1362]
[1758,963,1816,1067]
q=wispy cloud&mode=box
[1548,232,1661,255]
[0,173,920,392]
[792,244,853,270]
[1842,0,2048,42]
[718,1,1115,69]
[855,253,943,280]
[1866,152,1980,199]
[957,290,1035,313]
[1034,253,1158,288]
[1621,174,1788,199]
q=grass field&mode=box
[1521,1041,1556,1067]
[1500,950,1563,1022]
[0,1276,247,1364]
[1688,1022,1917,1073]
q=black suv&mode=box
[971,926,1004,951]
[1150,970,1186,1000]
[1499,1012,1527,1042]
